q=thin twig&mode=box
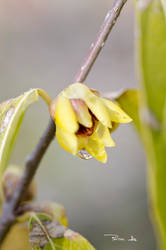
[74,0,127,83]
[0,0,128,245]
[0,118,56,243]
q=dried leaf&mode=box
[29,213,95,250]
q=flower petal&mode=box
[70,99,92,128]
[95,122,115,147]
[85,134,107,163]
[77,135,88,151]
[63,83,112,128]
[55,94,79,133]
[63,83,91,100]
[86,139,107,163]
[85,97,112,128]
[95,151,107,163]
[56,125,78,154]
[101,97,132,123]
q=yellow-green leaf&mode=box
[136,0,166,248]
[45,232,95,250]
[137,0,166,122]
[0,89,39,181]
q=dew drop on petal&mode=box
[0,106,15,134]
[78,149,93,160]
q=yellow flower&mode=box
[50,83,132,163]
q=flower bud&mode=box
[49,83,132,163]
[2,166,37,202]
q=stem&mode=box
[0,0,128,245]
[0,118,56,243]
[74,0,127,83]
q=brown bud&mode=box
[2,166,37,202]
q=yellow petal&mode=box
[101,97,132,123]
[63,83,91,100]
[95,151,107,163]
[70,99,92,128]
[63,83,112,128]
[56,125,78,154]
[55,94,79,133]
[95,122,115,147]
[85,136,107,163]
[85,97,112,128]
[77,135,88,151]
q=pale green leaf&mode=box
[137,0,166,122]
[136,0,166,248]
[0,89,39,180]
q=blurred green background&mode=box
[0,0,156,249]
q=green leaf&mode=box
[162,98,166,144]
[136,0,166,248]
[137,0,166,122]
[0,89,39,180]
[45,233,95,250]
[29,213,95,250]
[115,89,140,131]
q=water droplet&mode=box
[0,106,14,134]
[78,149,93,160]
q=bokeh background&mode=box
[0,0,156,249]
